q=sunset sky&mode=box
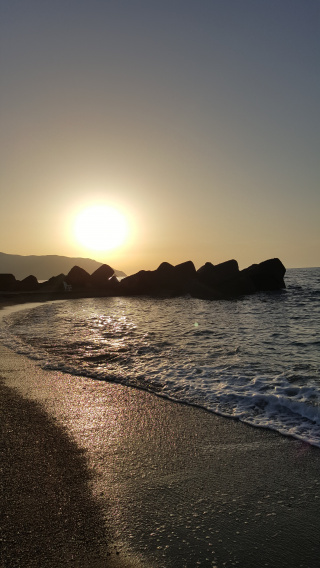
[1,1,319,275]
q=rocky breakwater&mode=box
[38,264,120,295]
[64,264,120,293]
[0,263,120,300]
[119,258,286,300]
[0,273,40,292]
[0,258,286,301]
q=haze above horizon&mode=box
[1,1,319,273]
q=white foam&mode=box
[1,268,320,447]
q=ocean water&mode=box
[1,267,319,448]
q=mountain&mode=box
[0,252,126,280]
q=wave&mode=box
[1,269,320,448]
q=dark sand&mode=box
[0,381,129,568]
[1,302,320,568]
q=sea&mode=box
[1,267,319,448]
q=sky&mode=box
[1,0,319,275]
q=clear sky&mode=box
[1,0,319,274]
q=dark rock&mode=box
[155,262,176,287]
[197,259,250,299]
[155,261,197,293]
[220,274,256,297]
[1,256,286,300]
[154,262,183,293]
[65,266,91,289]
[172,261,198,294]
[195,259,254,297]
[39,274,67,292]
[197,260,239,288]
[120,270,157,295]
[120,261,198,296]
[108,275,120,290]
[17,275,39,291]
[242,258,286,291]
[90,264,114,288]
[174,261,197,280]
[0,274,17,291]
[189,280,224,300]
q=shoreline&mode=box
[0,290,116,308]
[1,380,132,568]
[1,301,320,567]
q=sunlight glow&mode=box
[74,205,129,252]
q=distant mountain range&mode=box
[0,252,126,280]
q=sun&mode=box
[74,205,129,252]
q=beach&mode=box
[1,0,318,562]
[1,299,320,568]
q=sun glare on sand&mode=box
[74,205,129,252]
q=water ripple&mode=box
[1,268,320,447]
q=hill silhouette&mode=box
[0,252,126,280]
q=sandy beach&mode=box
[1,303,320,567]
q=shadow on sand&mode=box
[0,381,129,568]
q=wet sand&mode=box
[1,303,320,567]
[0,380,131,568]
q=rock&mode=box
[154,261,189,293]
[90,264,114,288]
[108,275,120,290]
[220,274,256,297]
[241,258,286,291]
[39,274,67,292]
[120,270,157,295]
[0,274,17,291]
[120,261,198,296]
[17,275,39,291]
[155,262,176,287]
[65,266,91,289]
[174,260,197,280]
[172,261,198,294]
[195,259,254,297]
[189,280,224,300]
[0,257,286,300]
[154,261,197,293]
[197,260,239,288]
[190,264,255,299]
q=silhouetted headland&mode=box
[0,257,286,306]
[0,251,126,280]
